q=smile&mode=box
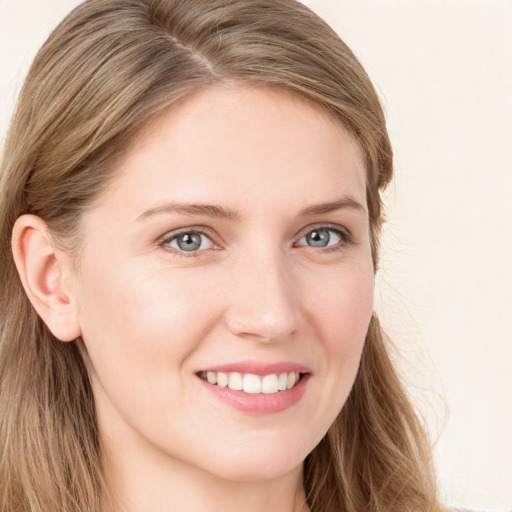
[199,371,302,394]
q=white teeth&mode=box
[217,372,228,388]
[243,374,262,394]
[228,372,243,391]
[201,370,303,394]
[286,372,296,390]
[261,374,279,394]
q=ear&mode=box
[11,214,81,342]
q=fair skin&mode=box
[13,86,374,512]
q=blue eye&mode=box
[297,227,344,248]
[162,231,214,252]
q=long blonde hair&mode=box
[0,1,440,510]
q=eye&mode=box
[160,230,214,253]
[296,227,347,249]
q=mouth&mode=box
[196,364,310,414]
[198,370,304,394]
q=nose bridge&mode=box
[225,245,299,342]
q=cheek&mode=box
[76,258,223,379]
[302,263,373,422]
[74,259,226,443]
[332,274,372,372]
[305,261,374,344]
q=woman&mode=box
[0,0,442,511]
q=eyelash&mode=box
[157,224,354,258]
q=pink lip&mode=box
[196,361,311,414]
[199,360,310,376]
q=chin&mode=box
[195,435,312,483]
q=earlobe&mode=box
[11,214,81,342]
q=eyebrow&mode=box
[136,196,366,222]
[137,202,240,221]
[299,197,366,216]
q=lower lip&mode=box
[198,374,310,414]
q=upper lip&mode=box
[198,360,310,376]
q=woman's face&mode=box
[72,86,374,482]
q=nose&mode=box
[224,251,299,343]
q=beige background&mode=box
[1,0,511,510]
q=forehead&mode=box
[96,85,367,216]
